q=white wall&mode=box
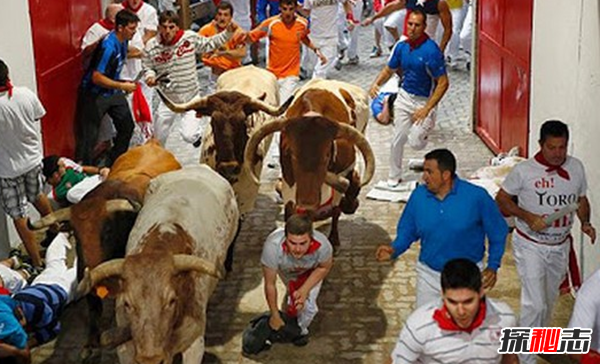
[0,0,38,257]
[530,0,600,279]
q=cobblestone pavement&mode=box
[31,25,573,364]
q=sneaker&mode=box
[334,59,343,71]
[387,178,401,188]
[369,46,382,58]
[292,334,309,347]
[192,137,202,148]
[407,159,424,171]
[338,48,346,60]
[347,56,359,65]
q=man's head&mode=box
[539,120,569,166]
[115,9,139,41]
[284,214,313,259]
[423,148,456,194]
[441,259,483,329]
[158,10,181,43]
[215,2,234,29]
[42,155,62,186]
[406,9,427,41]
[0,59,9,88]
[105,3,122,22]
[123,0,143,9]
[279,0,297,24]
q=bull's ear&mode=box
[258,92,267,101]
[339,88,356,110]
[95,277,123,299]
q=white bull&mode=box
[81,165,239,364]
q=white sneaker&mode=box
[387,179,401,188]
[407,159,424,171]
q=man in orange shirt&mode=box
[199,1,247,93]
[242,0,326,103]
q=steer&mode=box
[244,79,375,248]
[79,165,239,364]
[30,139,181,356]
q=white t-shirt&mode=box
[502,156,587,244]
[568,269,600,351]
[0,265,28,293]
[81,22,110,49]
[121,2,158,80]
[261,228,333,283]
[391,298,516,364]
[304,0,343,39]
[0,87,46,178]
[228,0,252,30]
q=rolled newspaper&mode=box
[543,202,579,225]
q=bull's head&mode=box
[157,89,292,183]
[244,115,375,213]
[77,231,222,364]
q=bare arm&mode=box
[92,71,137,93]
[577,196,596,243]
[0,343,31,364]
[142,29,157,45]
[301,35,327,64]
[369,65,396,98]
[293,257,333,311]
[496,188,546,231]
[219,45,247,60]
[262,265,285,330]
[501,353,519,364]
[127,45,143,59]
[412,73,449,123]
[437,1,453,53]
[369,0,405,23]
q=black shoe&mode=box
[192,138,202,148]
[292,334,309,347]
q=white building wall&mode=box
[0,0,38,257]
[530,0,600,278]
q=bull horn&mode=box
[173,254,222,279]
[76,259,125,298]
[325,172,350,193]
[30,207,72,230]
[243,119,286,185]
[335,123,376,187]
[105,199,141,214]
[156,88,209,113]
[248,94,295,116]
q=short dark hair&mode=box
[285,214,313,237]
[279,0,297,7]
[217,1,234,15]
[539,120,569,144]
[424,148,456,175]
[441,258,482,293]
[158,10,180,26]
[115,9,140,28]
[42,155,60,180]
[408,8,427,25]
[0,59,8,87]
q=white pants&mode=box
[460,1,474,62]
[383,9,406,41]
[288,281,323,335]
[445,5,468,60]
[415,260,484,308]
[512,233,569,364]
[205,72,219,95]
[97,114,116,143]
[306,38,338,79]
[33,233,78,303]
[66,175,103,204]
[155,101,206,146]
[278,76,299,105]
[374,17,395,49]
[389,88,436,181]
[337,1,363,58]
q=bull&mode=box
[79,165,239,364]
[30,139,181,356]
[244,79,375,248]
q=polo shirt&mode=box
[82,31,128,96]
[391,177,508,272]
[199,23,244,71]
[388,38,446,98]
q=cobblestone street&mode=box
[30,24,573,364]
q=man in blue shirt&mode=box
[376,149,509,307]
[369,9,449,187]
[75,9,140,167]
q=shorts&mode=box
[0,164,44,219]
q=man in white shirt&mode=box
[388,258,518,364]
[0,60,54,269]
[567,268,600,363]
[496,120,596,364]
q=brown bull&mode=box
[244,81,375,247]
[30,139,181,357]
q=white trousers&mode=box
[415,260,484,308]
[337,1,363,58]
[155,101,206,146]
[288,281,323,335]
[304,38,338,79]
[383,9,406,41]
[445,5,468,60]
[512,233,569,364]
[460,2,474,61]
[389,88,436,181]
[278,76,299,105]
[66,175,103,204]
[33,233,78,303]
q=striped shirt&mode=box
[143,30,232,103]
[391,298,516,364]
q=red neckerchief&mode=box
[0,287,10,295]
[122,0,143,12]
[433,299,487,333]
[161,29,184,46]
[534,151,570,180]
[0,78,14,97]
[281,238,322,255]
[98,18,115,31]
[407,32,429,51]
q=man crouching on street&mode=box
[261,214,333,346]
